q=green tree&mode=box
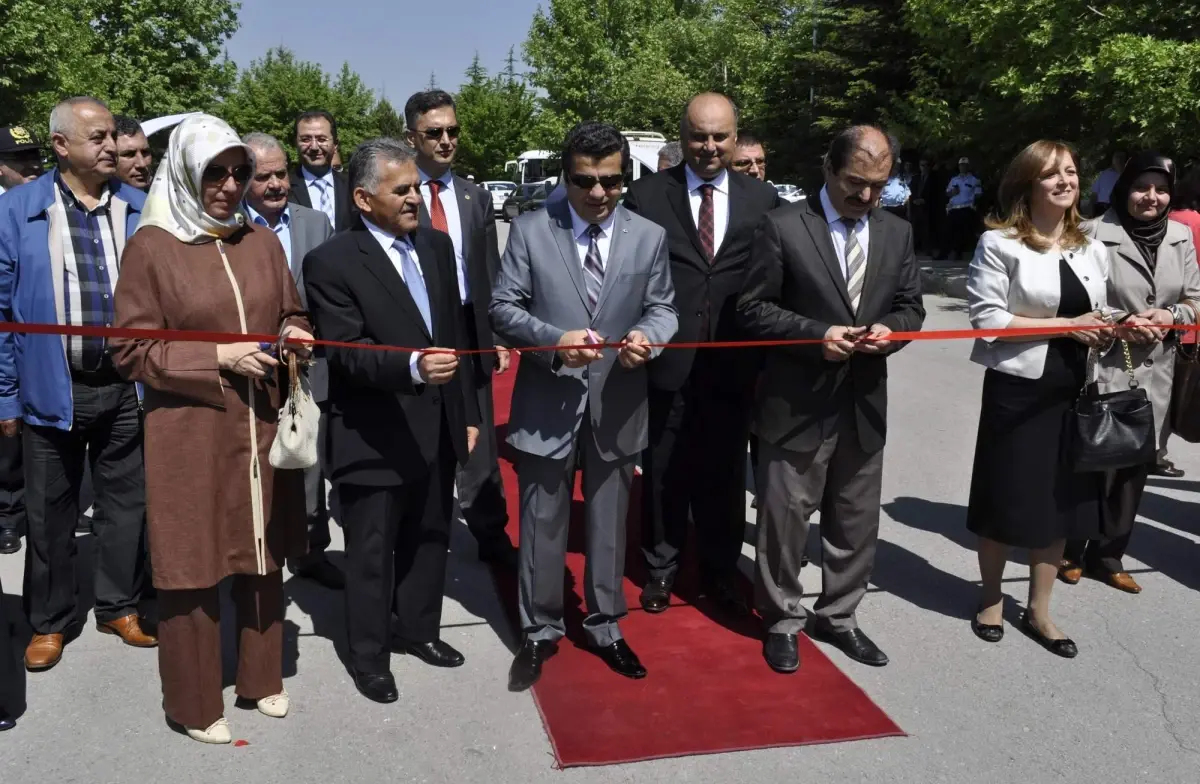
[220,47,390,158]
[454,52,540,179]
[367,98,405,138]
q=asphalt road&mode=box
[1,219,1197,782]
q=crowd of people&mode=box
[0,86,1193,745]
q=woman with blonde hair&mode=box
[965,140,1111,658]
[112,115,313,743]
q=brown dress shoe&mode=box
[1057,559,1083,585]
[25,633,64,671]
[1101,571,1142,594]
[97,614,158,647]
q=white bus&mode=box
[504,131,667,187]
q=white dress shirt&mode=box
[684,165,729,254]
[245,203,295,277]
[819,186,870,279]
[363,217,428,384]
[568,203,617,269]
[301,166,337,228]
[947,174,983,210]
[418,168,469,303]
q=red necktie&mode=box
[427,179,449,234]
[698,183,715,264]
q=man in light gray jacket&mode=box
[490,122,678,691]
[242,132,341,590]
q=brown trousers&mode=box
[158,573,284,729]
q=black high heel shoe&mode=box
[971,606,1004,643]
[1019,614,1077,659]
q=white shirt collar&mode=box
[301,166,334,186]
[684,164,729,195]
[418,167,454,188]
[362,217,411,254]
[245,202,290,228]
[568,203,618,241]
[819,186,865,228]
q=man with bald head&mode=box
[0,96,155,671]
[736,125,924,674]
[624,92,780,618]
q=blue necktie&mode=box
[394,238,432,335]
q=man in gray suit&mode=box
[242,132,343,590]
[491,122,678,691]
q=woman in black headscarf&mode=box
[1060,152,1200,594]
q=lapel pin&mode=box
[464,194,470,200]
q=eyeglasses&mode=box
[567,173,624,191]
[202,163,252,185]
[418,126,460,141]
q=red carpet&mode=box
[489,359,904,768]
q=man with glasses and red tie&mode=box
[490,122,677,691]
[622,92,780,620]
[404,90,516,571]
[288,110,354,232]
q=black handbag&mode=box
[1169,302,1200,442]
[1068,340,1156,473]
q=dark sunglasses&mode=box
[568,173,625,191]
[419,126,460,141]
[202,163,253,185]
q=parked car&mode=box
[773,183,806,203]
[482,180,517,217]
[502,182,549,221]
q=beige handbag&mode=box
[270,353,320,470]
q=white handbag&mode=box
[270,353,320,470]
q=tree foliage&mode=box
[453,51,540,180]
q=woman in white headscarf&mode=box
[112,115,312,744]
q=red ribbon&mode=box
[0,321,1193,355]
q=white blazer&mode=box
[967,229,1109,380]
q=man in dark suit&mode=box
[303,138,480,704]
[623,92,780,617]
[736,125,925,674]
[404,89,515,570]
[288,110,354,232]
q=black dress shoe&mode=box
[0,528,20,555]
[639,575,674,614]
[1019,615,1078,659]
[1153,459,1185,478]
[353,670,399,703]
[0,712,14,731]
[763,633,800,674]
[508,639,558,692]
[701,576,752,617]
[393,638,465,668]
[295,558,345,590]
[477,538,519,571]
[812,624,889,666]
[589,639,647,679]
[971,608,1004,643]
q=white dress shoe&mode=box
[186,717,232,744]
[257,689,289,718]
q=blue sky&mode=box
[225,0,545,104]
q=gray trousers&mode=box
[755,424,884,635]
[517,424,634,647]
[291,406,331,569]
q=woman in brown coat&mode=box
[112,115,313,744]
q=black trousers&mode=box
[338,423,456,674]
[23,379,146,634]
[945,207,978,259]
[458,305,508,546]
[0,573,19,717]
[291,401,332,570]
[1065,463,1149,575]
[0,433,24,535]
[642,360,753,583]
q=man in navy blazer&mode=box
[0,97,155,672]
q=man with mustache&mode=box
[623,92,780,620]
[0,97,156,671]
[113,116,153,192]
[241,132,341,590]
[288,110,354,231]
[736,125,925,674]
[730,131,768,182]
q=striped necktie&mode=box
[841,217,866,314]
[315,178,335,226]
[583,224,605,311]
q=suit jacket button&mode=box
[431,393,442,404]
[1146,295,1155,305]
[1144,359,1154,368]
